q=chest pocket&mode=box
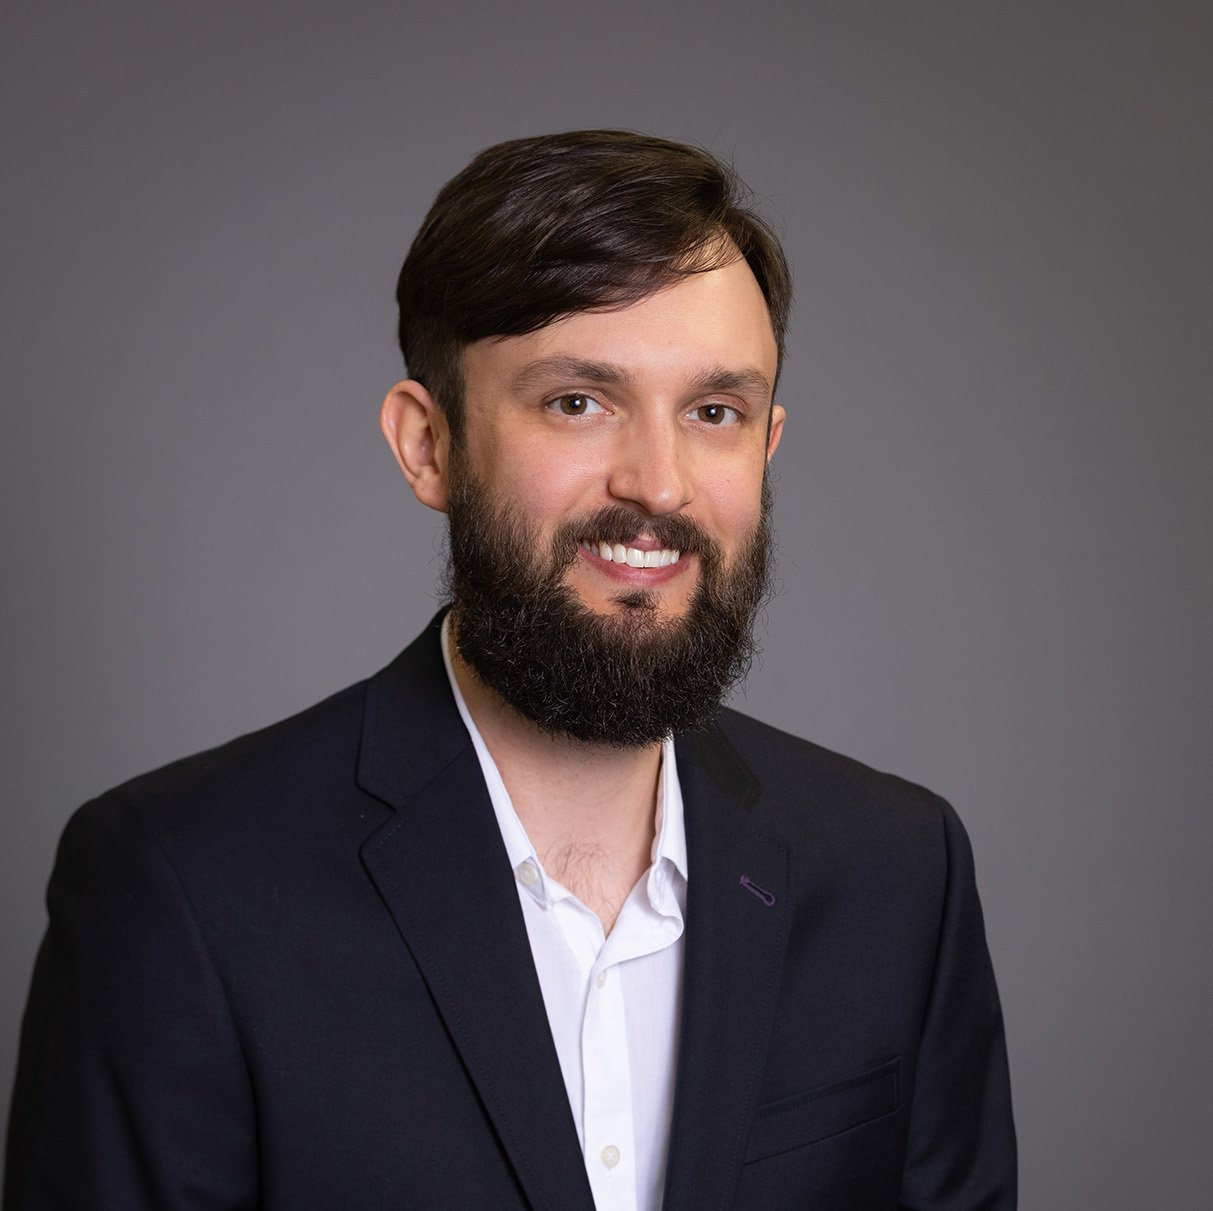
[744,1058,900,1163]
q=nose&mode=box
[606,415,692,516]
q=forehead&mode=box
[463,257,778,396]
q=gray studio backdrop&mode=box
[3,2,1210,1206]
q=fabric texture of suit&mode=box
[6,615,1015,1209]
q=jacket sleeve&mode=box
[5,794,259,1210]
[899,799,1017,1210]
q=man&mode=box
[6,131,1015,1210]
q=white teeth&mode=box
[580,540,683,568]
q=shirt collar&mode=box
[440,614,688,907]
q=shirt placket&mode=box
[587,874,686,1211]
[582,950,637,1210]
[546,897,635,1211]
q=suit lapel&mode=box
[356,621,596,1211]
[662,724,793,1211]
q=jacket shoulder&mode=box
[705,707,968,870]
[64,676,379,876]
[713,706,947,812]
[109,679,369,813]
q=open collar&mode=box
[355,618,792,1211]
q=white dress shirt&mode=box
[441,619,687,1211]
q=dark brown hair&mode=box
[395,130,792,434]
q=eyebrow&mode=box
[510,357,635,393]
[687,365,773,400]
[509,356,772,400]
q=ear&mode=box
[380,380,452,513]
[766,403,785,462]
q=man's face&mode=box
[454,255,783,622]
[439,256,784,746]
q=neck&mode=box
[449,640,662,932]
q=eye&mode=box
[692,402,740,426]
[547,393,606,417]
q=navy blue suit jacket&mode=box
[7,617,1015,1209]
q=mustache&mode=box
[551,506,720,566]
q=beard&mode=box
[443,460,773,748]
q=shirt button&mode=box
[518,861,540,887]
[600,1144,621,1169]
[595,970,607,989]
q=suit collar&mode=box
[355,612,465,810]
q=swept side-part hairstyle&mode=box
[395,129,792,435]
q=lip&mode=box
[576,541,693,586]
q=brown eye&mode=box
[548,394,605,416]
[695,403,738,426]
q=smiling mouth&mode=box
[579,540,683,569]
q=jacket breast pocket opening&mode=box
[744,1058,901,1163]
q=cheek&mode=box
[486,448,601,525]
[505,469,576,519]
[704,475,765,540]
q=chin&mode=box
[572,576,695,619]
